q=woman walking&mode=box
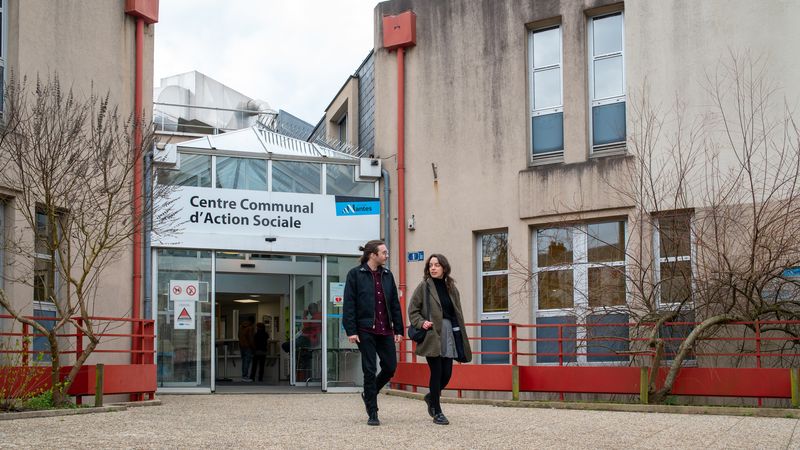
[407,253,472,425]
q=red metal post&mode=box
[511,323,518,366]
[22,322,29,366]
[558,325,564,401]
[76,317,83,361]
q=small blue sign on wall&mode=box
[783,267,800,278]
[407,251,425,262]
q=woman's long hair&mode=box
[423,253,455,291]
[359,239,385,264]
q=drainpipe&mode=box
[132,17,144,366]
[144,151,153,321]
[396,46,407,313]
[125,1,159,375]
[382,11,416,362]
[382,169,391,263]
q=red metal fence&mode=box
[0,315,156,403]
[394,320,800,404]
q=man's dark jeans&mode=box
[357,332,397,413]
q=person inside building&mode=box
[238,318,255,382]
[250,321,270,382]
[408,253,472,425]
[343,240,403,426]
[296,302,322,381]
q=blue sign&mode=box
[783,267,800,278]
[407,251,425,262]
[334,196,380,216]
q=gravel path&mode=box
[1,393,799,449]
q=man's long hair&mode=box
[359,240,385,265]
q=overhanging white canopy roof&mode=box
[176,125,358,163]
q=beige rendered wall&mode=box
[2,1,155,359]
[371,0,800,329]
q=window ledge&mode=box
[530,153,564,167]
[590,144,627,158]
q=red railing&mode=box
[0,315,156,402]
[394,320,800,404]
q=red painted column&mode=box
[396,46,407,333]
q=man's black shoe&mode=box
[367,411,380,426]
[424,393,435,418]
[433,412,449,425]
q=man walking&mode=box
[343,240,403,426]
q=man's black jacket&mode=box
[343,263,403,337]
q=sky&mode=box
[154,0,378,125]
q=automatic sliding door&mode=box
[324,256,362,391]
[155,249,213,390]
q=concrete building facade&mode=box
[366,0,800,366]
[0,0,157,369]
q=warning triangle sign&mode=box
[178,308,191,320]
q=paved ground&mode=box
[1,393,799,449]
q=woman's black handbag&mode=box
[407,284,431,344]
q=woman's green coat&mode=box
[407,277,472,361]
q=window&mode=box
[529,26,563,159]
[337,115,347,143]
[478,231,509,364]
[588,12,626,150]
[325,164,373,197]
[216,157,266,191]
[33,208,58,362]
[272,160,321,194]
[654,213,693,307]
[534,221,628,363]
[158,153,211,187]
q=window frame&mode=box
[532,220,630,365]
[587,11,626,153]
[528,24,564,163]
[477,231,510,318]
[653,213,696,309]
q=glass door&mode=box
[154,249,213,391]
[291,274,322,385]
[323,256,362,391]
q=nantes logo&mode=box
[335,196,379,216]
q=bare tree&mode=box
[0,74,177,406]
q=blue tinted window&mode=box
[592,102,626,146]
[586,313,629,362]
[536,316,577,364]
[32,309,56,362]
[532,113,564,154]
[480,319,509,364]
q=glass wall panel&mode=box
[158,153,212,187]
[156,249,212,388]
[273,160,321,194]
[216,157,267,191]
[326,164,374,197]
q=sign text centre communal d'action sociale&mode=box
[188,195,314,228]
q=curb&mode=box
[385,389,800,419]
[0,405,127,421]
[109,399,162,408]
